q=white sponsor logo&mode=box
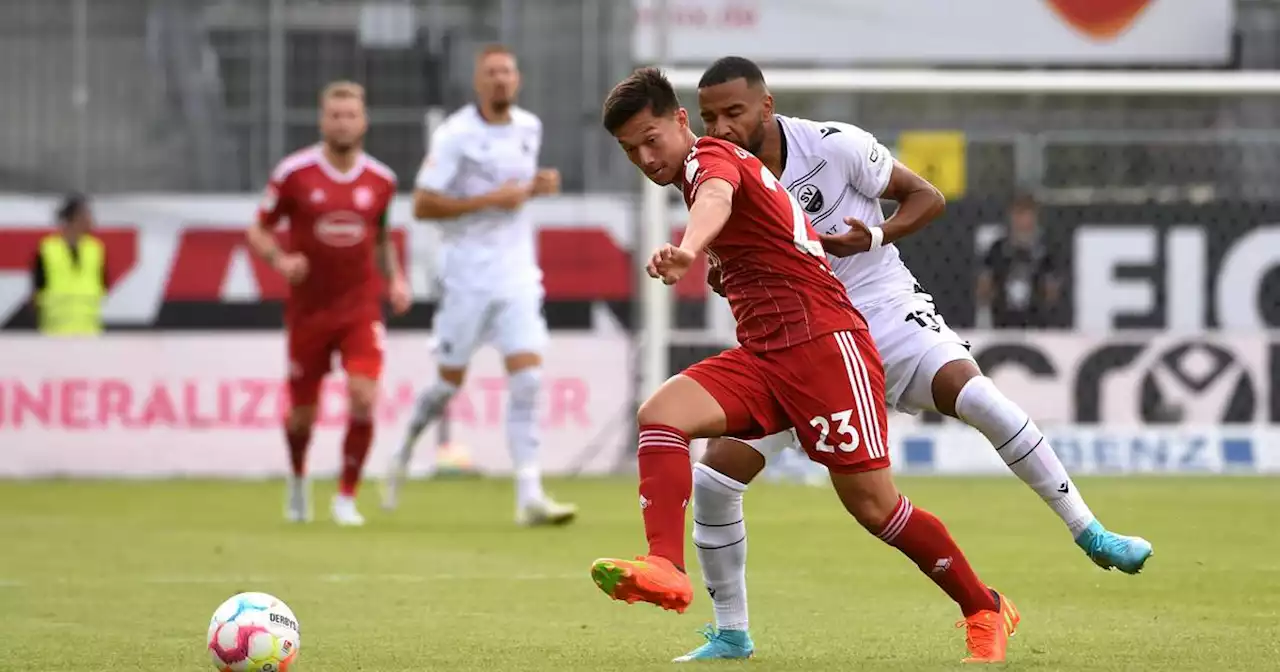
[315,211,367,247]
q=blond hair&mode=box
[320,80,365,104]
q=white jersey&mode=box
[776,115,920,309]
[415,104,543,297]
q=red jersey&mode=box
[258,145,397,324]
[681,136,863,352]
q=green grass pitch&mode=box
[2,476,1278,670]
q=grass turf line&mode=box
[1,477,1277,670]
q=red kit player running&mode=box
[591,68,1018,663]
[246,81,411,527]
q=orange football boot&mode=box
[589,555,693,613]
[959,590,1020,663]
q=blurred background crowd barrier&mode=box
[1,0,1278,478]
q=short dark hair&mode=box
[698,56,765,89]
[1011,192,1038,211]
[602,67,680,134]
[57,193,87,223]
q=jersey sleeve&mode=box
[415,124,462,192]
[257,171,292,229]
[826,125,893,199]
[686,140,743,200]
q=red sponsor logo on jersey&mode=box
[1044,0,1152,41]
[314,211,367,247]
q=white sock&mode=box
[507,368,544,507]
[403,379,458,454]
[692,463,749,631]
[955,376,1096,537]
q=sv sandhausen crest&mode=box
[794,183,824,213]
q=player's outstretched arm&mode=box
[681,177,735,254]
[649,178,734,285]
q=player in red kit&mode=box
[246,81,411,527]
[592,68,1018,664]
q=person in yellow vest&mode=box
[31,194,108,336]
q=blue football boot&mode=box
[672,626,754,662]
[1075,520,1153,574]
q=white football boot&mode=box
[283,475,312,523]
[330,494,366,527]
[380,448,412,511]
[515,497,578,527]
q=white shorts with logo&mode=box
[432,289,548,369]
[741,288,975,462]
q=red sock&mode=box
[286,427,311,477]
[338,419,374,496]
[637,424,693,570]
[875,495,997,617]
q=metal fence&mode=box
[2,0,1280,202]
[0,0,635,194]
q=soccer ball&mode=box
[207,592,300,672]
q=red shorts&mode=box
[682,329,890,474]
[286,318,385,407]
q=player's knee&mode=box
[700,438,765,485]
[930,358,982,417]
[504,351,542,374]
[507,367,542,411]
[287,405,317,433]
[347,379,378,421]
[635,396,668,428]
[438,366,467,387]
[829,469,901,530]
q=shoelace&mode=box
[1086,531,1125,561]
[956,615,999,656]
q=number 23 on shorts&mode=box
[809,410,860,453]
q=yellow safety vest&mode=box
[37,234,105,336]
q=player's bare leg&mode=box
[931,359,1153,574]
[591,374,729,614]
[830,467,1019,663]
[283,405,317,523]
[505,352,576,526]
[332,375,376,527]
[672,438,765,662]
[383,365,465,510]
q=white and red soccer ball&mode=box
[207,592,300,672]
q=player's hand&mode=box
[646,244,696,285]
[388,275,412,315]
[532,168,561,196]
[488,180,533,210]
[706,265,726,297]
[818,217,874,257]
[273,252,309,285]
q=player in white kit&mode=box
[672,57,1153,661]
[381,45,576,527]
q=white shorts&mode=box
[432,290,548,369]
[740,289,975,463]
